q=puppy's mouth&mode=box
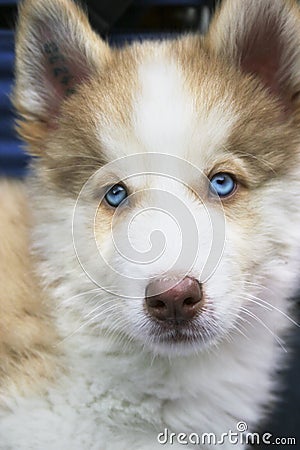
[146,315,217,346]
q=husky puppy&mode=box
[1,0,300,448]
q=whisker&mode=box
[87,304,121,324]
[236,295,272,312]
[83,297,116,319]
[239,306,287,352]
[56,303,121,345]
[243,293,299,328]
[59,288,103,308]
[225,310,253,341]
[248,294,300,328]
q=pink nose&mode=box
[145,277,202,322]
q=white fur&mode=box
[134,56,237,164]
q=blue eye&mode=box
[105,184,128,207]
[209,173,236,197]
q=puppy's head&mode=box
[14,0,300,356]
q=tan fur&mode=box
[208,0,300,116]
[171,34,300,181]
[32,48,140,195]
[14,28,300,196]
[0,180,60,402]
[13,0,111,153]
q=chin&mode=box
[130,316,226,357]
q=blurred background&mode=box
[0,0,299,447]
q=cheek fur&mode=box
[94,204,114,253]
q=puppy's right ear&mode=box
[208,0,300,118]
[13,0,111,152]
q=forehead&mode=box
[90,39,238,166]
[62,35,297,195]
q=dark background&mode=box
[0,0,299,447]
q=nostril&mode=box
[183,297,198,307]
[145,296,170,322]
[149,299,166,309]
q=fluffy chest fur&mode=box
[0,313,288,450]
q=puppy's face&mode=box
[15,0,300,356]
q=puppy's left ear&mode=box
[13,0,111,151]
[208,0,300,116]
